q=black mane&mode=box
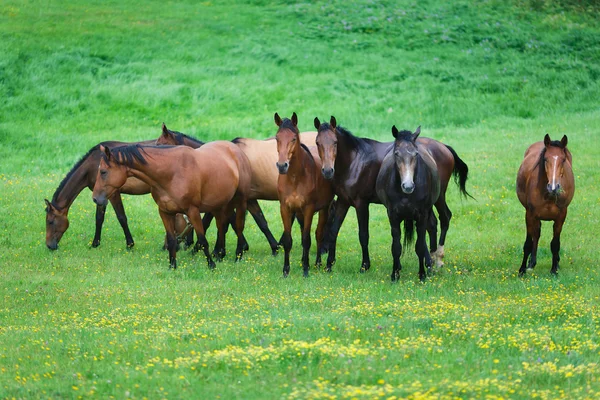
[279,118,299,133]
[170,130,205,146]
[105,144,153,167]
[319,123,371,153]
[395,130,415,141]
[52,144,100,204]
[300,143,314,161]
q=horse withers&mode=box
[376,126,441,282]
[92,142,251,269]
[516,134,574,276]
[275,112,334,277]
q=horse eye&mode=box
[100,170,107,177]
[48,220,54,225]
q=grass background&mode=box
[1,0,600,398]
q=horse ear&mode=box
[330,116,337,130]
[412,126,421,141]
[392,125,399,139]
[291,112,298,127]
[544,134,551,146]
[100,145,112,161]
[561,135,568,148]
[274,113,282,127]
[314,117,321,130]
[161,123,170,137]
[44,199,52,211]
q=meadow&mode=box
[1,0,600,398]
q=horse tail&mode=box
[403,219,415,248]
[445,145,475,200]
[321,199,337,253]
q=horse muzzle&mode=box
[93,194,108,206]
[547,183,561,196]
[401,182,415,194]
[276,162,289,174]
[46,241,58,251]
[321,167,335,180]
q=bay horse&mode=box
[275,112,334,277]
[315,116,471,273]
[156,123,318,255]
[92,142,252,269]
[516,134,574,276]
[376,126,441,282]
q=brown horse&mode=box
[92,142,252,269]
[156,124,318,254]
[314,116,471,272]
[275,112,334,277]
[516,134,574,276]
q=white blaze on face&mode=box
[401,159,415,189]
[550,155,559,190]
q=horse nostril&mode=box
[93,197,98,205]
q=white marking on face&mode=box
[551,155,559,190]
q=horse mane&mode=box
[319,123,372,153]
[105,144,153,167]
[279,118,298,132]
[52,144,101,204]
[300,143,315,161]
[171,131,205,146]
[231,137,245,144]
[395,130,415,141]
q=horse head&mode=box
[45,199,68,250]
[155,123,180,146]
[542,134,569,196]
[392,125,421,194]
[274,112,299,174]
[314,116,338,180]
[92,145,129,206]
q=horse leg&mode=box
[158,210,178,269]
[388,210,403,282]
[92,203,107,248]
[314,206,329,269]
[301,206,315,278]
[188,207,215,269]
[247,199,278,255]
[356,201,372,273]
[519,211,536,276]
[432,197,451,268]
[202,212,214,232]
[234,200,248,261]
[426,210,437,274]
[324,200,349,272]
[108,193,135,249]
[280,204,294,277]
[550,211,567,275]
[416,217,432,282]
[212,208,229,262]
[528,216,541,271]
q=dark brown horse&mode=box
[45,140,154,250]
[376,126,441,281]
[92,142,252,269]
[516,134,574,276]
[275,112,334,277]
[314,116,471,272]
[156,124,318,254]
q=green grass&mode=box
[1,0,600,398]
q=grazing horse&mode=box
[92,142,251,269]
[315,116,471,272]
[45,140,155,250]
[275,112,334,277]
[376,126,441,282]
[156,123,318,254]
[516,134,574,276]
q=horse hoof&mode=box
[235,253,243,262]
[91,241,100,248]
[126,242,135,249]
[325,266,332,273]
[242,243,250,252]
[271,248,279,256]
[208,261,216,270]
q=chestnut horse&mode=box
[516,134,574,276]
[275,112,334,277]
[315,116,471,273]
[156,124,318,254]
[376,126,441,282]
[92,142,251,269]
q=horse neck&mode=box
[52,154,98,212]
[182,137,203,149]
[288,140,312,179]
[122,148,175,188]
[334,133,355,171]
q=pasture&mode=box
[1,0,600,398]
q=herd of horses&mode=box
[44,113,575,280]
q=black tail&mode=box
[445,145,474,200]
[403,219,415,248]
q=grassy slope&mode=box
[1,0,599,398]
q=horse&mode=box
[315,116,471,273]
[156,123,319,255]
[275,112,334,277]
[92,142,252,269]
[516,134,574,276]
[376,126,441,282]
[45,139,155,250]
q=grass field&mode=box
[1,0,600,398]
